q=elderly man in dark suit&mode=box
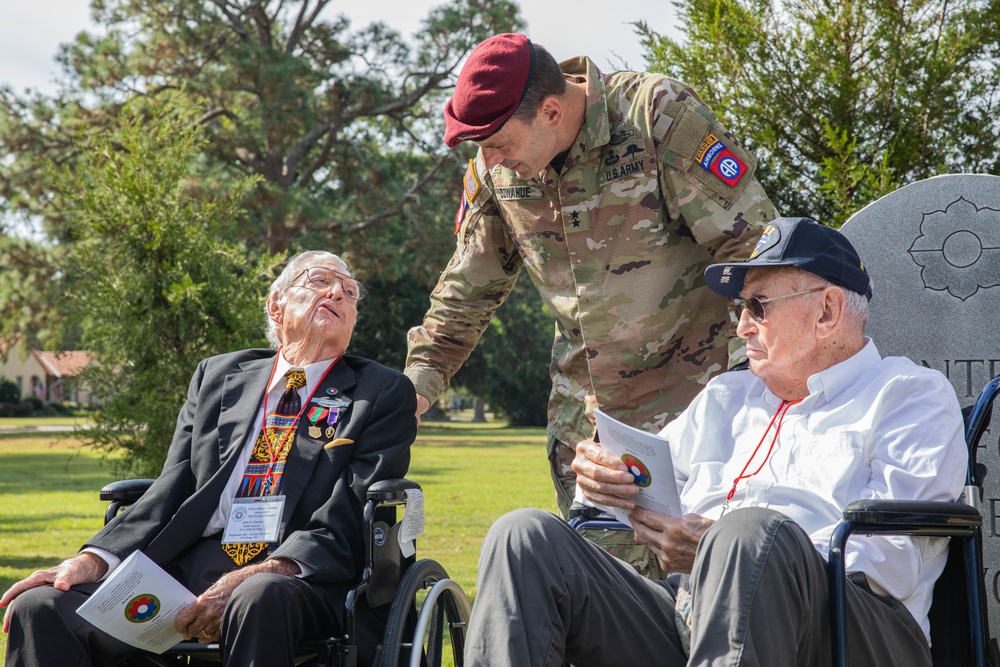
[1,250,417,667]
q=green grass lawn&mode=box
[0,419,555,663]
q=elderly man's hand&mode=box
[174,557,301,643]
[572,439,639,510]
[630,507,714,574]
[1,552,108,633]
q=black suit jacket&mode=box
[87,349,416,586]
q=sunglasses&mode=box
[733,287,826,322]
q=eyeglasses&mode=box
[297,267,367,301]
[733,287,825,322]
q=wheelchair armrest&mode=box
[166,639,339,659]
[100,478,156,503]
[367,478,421,505]
[567,503,616,522]
[165,642,220,655]
[101,478,156,525]
[566,503,632,533]
[840,498,981,537]
[829,499,985,667]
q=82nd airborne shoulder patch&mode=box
[694,133,747,188]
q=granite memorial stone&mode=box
[840,173,1000,646]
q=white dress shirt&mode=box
[660,338,967,642]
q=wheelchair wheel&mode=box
[378,558,471,667]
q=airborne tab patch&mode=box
[694,133,747,188]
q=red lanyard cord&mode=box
[725,398,803,504]
[259,349,340,463]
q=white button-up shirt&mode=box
[661,339,967,641]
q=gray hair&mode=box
[264,250,352,349]
[801,271,870,330]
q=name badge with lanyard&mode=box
[223,495,286,544]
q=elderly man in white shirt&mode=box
[463,217,967,667]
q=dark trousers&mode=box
[4,537,348,667]
[464,507,932,667]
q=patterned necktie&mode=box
[223,367,308,565]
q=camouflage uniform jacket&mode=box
[406,57,777,446]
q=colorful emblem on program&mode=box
[124,594,160,623]
[621,454,652,487]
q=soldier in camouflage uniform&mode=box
[405,33,777,578]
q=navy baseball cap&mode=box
[704,217,873,300]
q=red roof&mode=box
[32,350,95,378]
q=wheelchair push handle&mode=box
[367,478,421,505]
[100,478,156,503]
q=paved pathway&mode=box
[0,423,91,435]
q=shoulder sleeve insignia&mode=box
[694,133,747,188]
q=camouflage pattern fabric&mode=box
[406,56,777,574]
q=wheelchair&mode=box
[570,377,1000,667]
[99,478,471,667]
[829,376,1000,667]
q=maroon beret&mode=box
[443,33,536,148]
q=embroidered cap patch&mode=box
[750,224,779,259]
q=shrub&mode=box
[0,376,18,404]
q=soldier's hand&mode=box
[630,508,713,574]
[415,394,431,426]
[572,439,638,510]
[1,552,108,633]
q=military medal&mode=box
[312,395,350,439]
[325,406,339,438]
[306,404,329,439]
